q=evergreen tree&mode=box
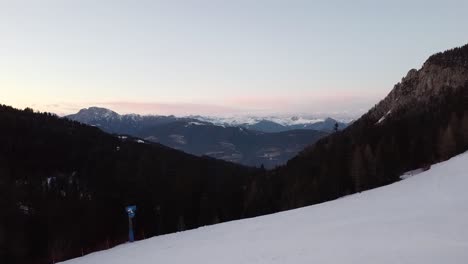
[461,111,468,147]
[438,123,456,160]
[350,147,364,192]
[363,144,376,184]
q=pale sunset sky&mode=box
[1,0,467,117]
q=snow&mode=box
[376,109,392,124]
[169,134,186,144]
[377,115,386,124]
[46,177,55,187]
[135,139,145,144]
[185,121,205,127]
[192,115,328,127]
[61,152,468,264]
[400,168,426,180]
[18,203,32,215]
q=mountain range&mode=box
[66,109,335,168]
[192,115,349,133]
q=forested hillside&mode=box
[245,44,468,214]
[60,151,468,264]
[0,105,259,264]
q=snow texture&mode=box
[194,115,326,126]
[376,110,392,124]
[400,168,426,180]
[185,121,205,126]
[61,152,468,264]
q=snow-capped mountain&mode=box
[190,115,349,132]
[68,108,349,133]
[67,107,189,135]
[190,115,326,126]
[66,107,329,168]
[61,151,468,264]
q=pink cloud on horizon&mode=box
[33,101,249,116]
[24,88,387,118]
[98,101,246,116]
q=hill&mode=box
[61,151,468,264]
[0,105,260,264]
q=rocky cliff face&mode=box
[368,44,468,122]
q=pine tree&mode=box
[438,123,456,160]
[350,147,364,192]
[460,111,468,147]
[363,144,377,184]
[177,215,185,231]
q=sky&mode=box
[1,0,467,117]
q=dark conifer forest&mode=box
[1,44,468,264]
[0,106,260,263]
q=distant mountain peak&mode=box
[71,106,121,122]
[323,117,337,123]
[78,106,116,114]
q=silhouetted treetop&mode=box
[426,43,468,68]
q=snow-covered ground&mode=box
[62,152,468,264]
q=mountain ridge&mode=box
[67,108,329,168]
[367,45,468,123]
[67,108,348,133]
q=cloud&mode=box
[30,101,246,116]
[20,88,386,119]
[97,101,245,116]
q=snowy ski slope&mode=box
[62,152,468,264]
